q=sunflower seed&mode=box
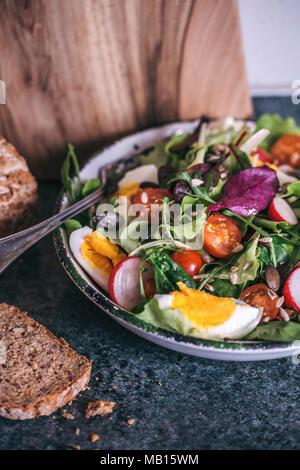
[191,178,204,187]
[263,316,270,323]
[231,266,239,272]
[207,155,221,162]
[275,296,285,308]
[259,237,273,243]
[267,289,277,300]
[232,244,243,254]
[230,273,238,285]
[279,308,290,322]
[202,254,214,263]
[204,283,214,292]
[243,262,252,271]
[141,191,149,204]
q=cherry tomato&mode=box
[270,134,300,168]
[144,279,157,299]
[171,249,203,277]
[250,147,269,163]
[203,214,242,258]
[132,187,173,217]
[240,283,280,322]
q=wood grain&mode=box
[0,0,252,179]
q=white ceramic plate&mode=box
[54,120,300,361]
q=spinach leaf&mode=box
[209,279,242,298]
[244,319,300,342]
[148,250,197,293]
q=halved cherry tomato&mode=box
[203,214,242,258]
[250,147,269,163]
[171,249,203,277]
[144,278,157,299]
[240,283,280,322]
[132,187,173,217]
[270,134,300,168]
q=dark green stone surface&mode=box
[0,98,299,450]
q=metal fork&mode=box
[0,187,104,275]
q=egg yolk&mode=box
[171,282,235,329]
[81,231,126,274]
[115,183,140,199]
[250,155,278,173]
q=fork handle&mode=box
[0,188,103,274]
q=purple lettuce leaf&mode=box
[207,166,279,217]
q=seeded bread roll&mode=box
[0,304,91,420]
[0,135,38,237]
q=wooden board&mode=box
[0,0,252,179]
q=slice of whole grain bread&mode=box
[0,135,38,237]
[0,304,91,420]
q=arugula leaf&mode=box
[283,181,300,199]
[258,236,295,268]
[229,144,252,175]
[165,134,191,169]
[255,114,300,152]
[253,216,291,233]
[244,319,300,342]
[60,143,81,203]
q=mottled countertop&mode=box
[0,98,299,450]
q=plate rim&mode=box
[53,120,300,360]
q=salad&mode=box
[62,114,300,343]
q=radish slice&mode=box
[109,257,153,310]
[283,268,300,313]
[268,197,298,225]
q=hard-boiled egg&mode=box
[155,282,262,340]
[118,164,158,189]
[69,227,126,291]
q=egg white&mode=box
[154,294,262,340]
[69,226,110,291]
[118,164,158,189]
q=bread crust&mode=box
[0,135,38,237]
[0,304,91,420]
[0,365,91,420]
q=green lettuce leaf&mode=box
[134,297,195,336]
[244,319,300,342]
[202,233,260,288]
[140,141,169,167]
[255,114,300,151]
